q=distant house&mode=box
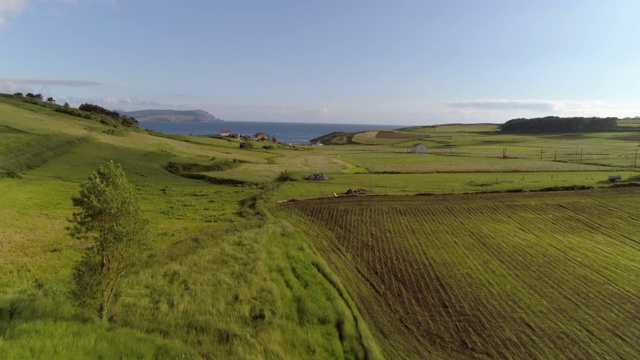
[410,143,427,153]
[254,132,269,141]
[220,130,232,137]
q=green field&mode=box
[1,94,640,358]
[281,189,640,359]
[0,95,379,359]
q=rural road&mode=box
[0,132,93,167]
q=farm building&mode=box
[219,130,232,137]
[254,132,269,141]
[410,143,427,153]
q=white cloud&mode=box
[0,78,100,86]
[0,78,101,98]
[0,79,30,93]
[0,0,119,27]
[446,99,556,112]
[445,99,640,121]
[0,0,29,27]
[319,107,332,115]
[64,95,169,109]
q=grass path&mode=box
[0,132,93,167]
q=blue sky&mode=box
[1,0,640,124]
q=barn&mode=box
[410,143,427,153]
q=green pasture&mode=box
[618,118,640,127]
[266,171,639,200]
[398,123,500,133]
[2,94,640,358]
[340,152,615,173]
[0,95,380,359]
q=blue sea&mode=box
[139,121,402,145]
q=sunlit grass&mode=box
[3,94,640,359]
[266,171,640,200]
[1,96,381,359]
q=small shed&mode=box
[608,174,622,182]
[410,143,427,153]
[307,173,329,181]
[220,130,232,137]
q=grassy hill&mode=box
[0,95,380,359]
[1,94,639,359]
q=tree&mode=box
[239,141,254,149]
[46,97,55,103]
[70,161,148,321]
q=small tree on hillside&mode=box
[70,161,148,321]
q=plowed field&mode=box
[280,188,640,359]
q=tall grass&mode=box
[114,220,373,359]
[0,281,195,359]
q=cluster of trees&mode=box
[501,116,618,133]
[13,92,56,103]
[53,102,138,127]
[53,102,93,120]
[78,103,138,127]
[7,92,138,128]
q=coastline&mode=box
[138,120,401,145]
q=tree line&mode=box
[78,103,138,127]
[7,92,138,128]
[501,116,618,133]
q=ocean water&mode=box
[138,121,401,145]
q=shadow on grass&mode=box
[0,281,196,358]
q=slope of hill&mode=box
[0,95,380,359]
[3,92,639,359]
[123,109,222,122]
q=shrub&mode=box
[0,169,21,178]
[240,142,254,149]
[276,170,296,182]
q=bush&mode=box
[0,169,21,178]
[276,171,295,182]
[240,142,254,149]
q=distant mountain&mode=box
[122,109,222,122]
